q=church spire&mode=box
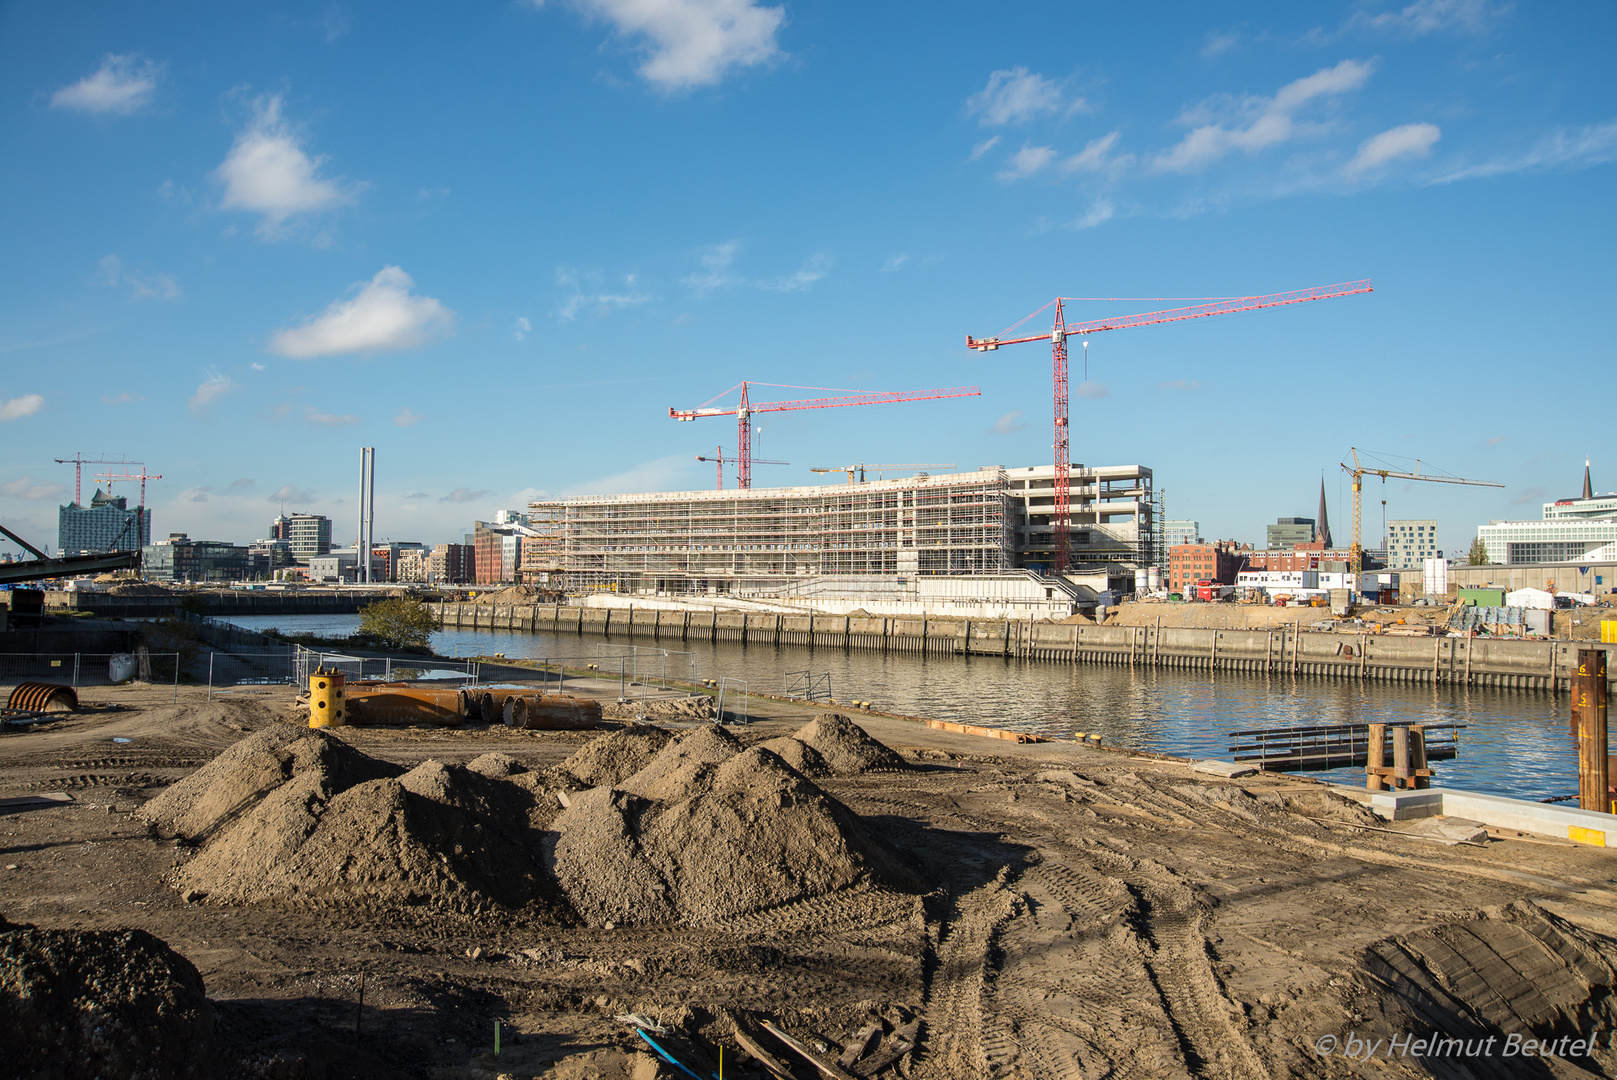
[1317,476,1332,549]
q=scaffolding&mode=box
[526,468,1013,595]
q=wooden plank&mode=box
[837,1024,882,1070]
[761,1021,857,1080]
[852,1020,920,1077]
[731,1027,794,1080]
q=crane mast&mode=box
[970,280,1373,575]
[1341,448,1503,572]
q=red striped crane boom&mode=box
[670,381,981,489]
[968,279,1372,574]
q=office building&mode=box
[1386,519,1440,568]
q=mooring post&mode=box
[1576,648,1609,814]
[1366,722,1386,791]
[1411,724,1430,789]
[1392,725,1412,790]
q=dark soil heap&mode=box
[790,713,909,775]
[0,914,215,1080]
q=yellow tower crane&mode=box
[1340,448,1503,572]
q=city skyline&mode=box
[2,2,1612,556]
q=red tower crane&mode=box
[93,466,163,510]
[968,280,1373,574]
[695,447,790,490]
[670,382,981,489]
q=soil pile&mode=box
[562,724,675,787]
[467,585,542,605]
[107,581,177,597]
[147,730,566,916]
[790,713,908,775]
[548,735,919,927]
[758,735,831,777]
[0,914,215,1080]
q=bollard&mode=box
[1576,649,1609,814]
[1392,726,1412,789]
[309,667,347,728]
[1365,722,1386,791]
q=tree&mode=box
[1467,537,1489,566]
[357,597,438,651]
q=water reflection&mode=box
[224,613,1580,801]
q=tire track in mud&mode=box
[914,868,1022,1079]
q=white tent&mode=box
[1505,587,1556,610]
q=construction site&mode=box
[519,462,1155,615]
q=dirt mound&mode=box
[140,726,399,839]
[107,581,177,596]
[154,732,564,916]
[0,915,215,1079]
[759,735,831,777]
[602,697,716,722]
[548,746,918,927]
[467,751,526,777]
[790,714,907,775]
[468,585,542,605]
[1349,902,1617,1079]
[563,725,675,787]
[618,724,745,798]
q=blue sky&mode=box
[1,0,1612,555]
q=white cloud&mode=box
[1155,59,1375,172]
[393,407,425,428]
[757,252,830,293]
[440,487,492,504]
[189,371,239,415]
[1069,198,1116,230]
[968,136,1001,161]
[1074,381,1109,400]
[0,394,46,421]
[684,240,741,292]
[101,391,145,404]
[0,476,68,500]
[1200,31,1240,58]
[1350,0,1506,37]
[567,0,785,90]
[231,478,255,489]
[1345,122,1441,176]
[967,68,1072,126]
[556,269,652,321]
[268,483,317,505]
[996,144,1058,182]
[95,254,181,300]
[271,266,454,358]
[305,407,360,427]
[1060,131,1133,178]
[992,410,1027,434]
[51,54,161,115]
[681,242,827,294]
[215,95,357,235]
[566,454,694,496]
[880,254,909,273]
[513,316,532,341]
[1435,119,1617,183]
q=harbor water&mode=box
[224,613,1584,803]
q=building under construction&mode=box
[523,462,1153,597]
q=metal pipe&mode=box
[357,447,367,585]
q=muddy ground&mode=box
[4,680,1617,1079]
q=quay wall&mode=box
[433,602,1616,693]
[54,590,398,619]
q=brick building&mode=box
[1166,541,1247,593]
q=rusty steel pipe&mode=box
[7,683,78,713]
